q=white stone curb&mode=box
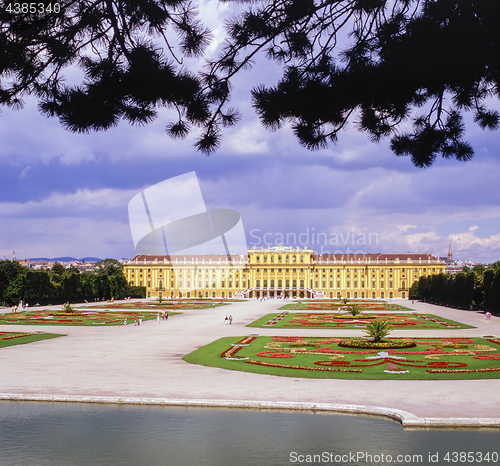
[0,394,499,428]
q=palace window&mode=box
[236,281,239,288]
[300,279,304,288]
[381,281,384,287]
[347,281,350,287]
[337,281,340,288]
[256,279,260,288]
[221,281,225,287]
[286,279,290,288]
[278,255,282,262]
[402,281,406,289]
[271,256,274,262]
[264,255,267,262]
[389,281,393,288]
[354,281,357,287]
[286,256,289,262]
[330,281,333,288]
[372,281,375,288]
[292,279,297,287]
[271,279,275,288]
[293,255,296,262]
[229,281,232,288]
[300,255,304,262]
[256,256,260,263]
[263,279,268,287]
[322,280,325,288]
[159,280,163,288]
[278,279,282,288]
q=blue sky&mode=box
[1,1,499,263]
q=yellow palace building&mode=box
[123,246,445,300]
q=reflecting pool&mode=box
[0,402,498,465]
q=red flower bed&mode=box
[256,351,294,358]
[245,360,363,373]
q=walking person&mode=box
[156,313,160,323]
[165,311,168,320]
[229,315,233,325]
[486,312,492,320]
[213,303,215,309]
[138,318,142,326]
[224,316,228,325]
[134,316,137,326]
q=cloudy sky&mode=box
[1,1,499,263]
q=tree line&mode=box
[410,262,500,314]
[0,259,144,306]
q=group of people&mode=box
[11,302,29,312]
[156,311,169,322]
[224,315,233,325]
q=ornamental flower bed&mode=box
[0,331,63,348]
[247,312,473,329]
[84,301,230,310]
[183,335,500,380]
[0,310,163,326]
[280,300,412,313]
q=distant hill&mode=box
[27,257,102,262]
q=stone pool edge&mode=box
[1,393,499,429]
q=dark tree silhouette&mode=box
[208,0,500,166]
[0,0,215,140]
[1,0,499,166]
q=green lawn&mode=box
[0,331,64,348]
[247,312,474,329]
[281,300,413,312]
[82,301,232,310]
[183,335,500,380]
[0,310,180,326]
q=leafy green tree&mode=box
[409,282,418,300]
[1,0,499,165]
[364,320,391,343]
[0,260,27,305]
[23,269,55,303]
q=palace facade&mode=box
[123,246,445,299]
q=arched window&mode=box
[264,255,267,262]
[278,279,282,288]
[300,255,304,263]
[402,280,406,289]
[285,279,290,288]
[159,280,163,288]
[263,279,268,288]
[300,279,304,288]
[278,255,282,263]
[271,256,274,262]
[293,255,296,262]
[271,279,275,288]
[256,279,260,288]
[292,279,297,288]
[256,256,260,262]
[286,256,289,262]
